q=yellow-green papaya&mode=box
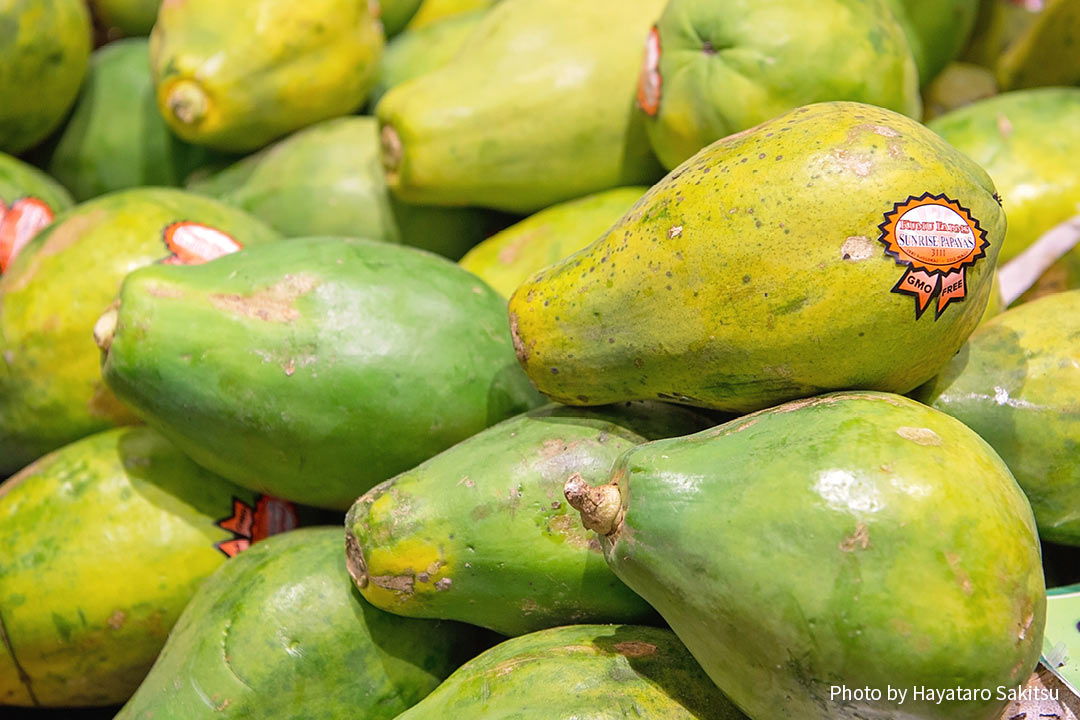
[188,117,499,260]
[405,0,499,29]
[916,290,1080,545]
[150,0,383,152]
[566,392,1045,720]
[885,0,979,86]
[371,10,486,106]
[459,187,645,298]
[345,402,710,636]
[929,88,1080,264]
[0,0,91,154]
[638,0,921,170]
[397,624,747,719]
[114,528,485,720]
[965,0,1080,90]
[96,237,543,509]
[49,39,228,203]
[510,102,1005,414]
[921,62,998,122]
[377,0,666,213]
[0,426,299,707]
[379,0,424,37]
[88,0,159,37]
[0,188,281,477]
[0,152,73,273]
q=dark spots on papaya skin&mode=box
[209,273,320,323]
[839,523,869,552]
[371,574,414,595]
[345,530,369,589]
[0,607,38,706]
[613,641,657,657]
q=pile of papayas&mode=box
[3,0,1080,718]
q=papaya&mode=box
[0,426,300,707]
[980,271,1004,324]
[638,0,921,170]
[114,527,484,720]
[88,0,159,37]
[965,0,1080,90]
[0,187,280,477]
[510,102,1005,414]
[884,0,979,86]
[0,152,73,273]
[921,62,997,122]
[150,0,383,152]
[377,0,666,213]
[379,0,424,37]
[48,39,227,203]
[345,402,710,636]
[371,10,486,106]
[565,391,1045,720]
[188,117,498,260]
[459,187,645,298]
[0,0,91,154]
[397,624,746,719]
[96,237,543,510]
[406,0,499,29]
[915,291,1080,546]
[929,88,1080,265]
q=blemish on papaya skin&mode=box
[345,531,368,589]
[839,522,870,552]
[945,552,974,596]
[896,427,942,446]
[371,575,414,595]
[997,114,1013,139]
[0,607,38,706]
[209,273,320,323]
[146,283,184,299]
[614,641,657,658]
[107,610,126,629]
[841,236,874,261]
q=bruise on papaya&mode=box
[209,273,321,323]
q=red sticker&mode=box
[637,26,662,116]
[0,198,55,272]
[215,495,299,558]
[162,221,242,265]
[878,193,989,320]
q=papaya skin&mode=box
[0,427,267,707]
[405,0,499,29]
[150,0,383,152]
[115,528,484,720]
[929,88,1080,264]
[995,0,1080,90]
[509,102,1005,414]
[379,0,424,37]
[89,0,159,37]
[376,0,666,213]
[0,187,281,477]
[459,187,646,298]
[345,402,709,636]
[98,237,543,510]
[567,392,1045,720]
[0,152,73,214]
[49,39,229,203]
[396,624,747,719]
[643,0,922,169]
[885,0,979,86]
[0,0,91,154]
[916,290,1080,545]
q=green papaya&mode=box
[510,102,1005,414]
[638,0,921,170]
[0,152,73,273]
[379,0,424,37]
[929,88,1080,265]
[0,426,300,707]
[89,0,159,37]
[345,402,710,636]
[188,117,497,260]
[371,10,486,106]
[980,271,1004,324]
[921,62,998,122]
[406,0,498,29]
[377,0,666,213]
[459,187,645,298]
[566,391,1045,719]
[150,0,383,152]
[966,0,1080,90]
[916,291,1080,545]
[397,624,746,719]
[48,39,227,203]
[885,0,979,86]
[96,237,543,509]
[0,187,280,477]
[115,527,483,720]
[0,0,91,154]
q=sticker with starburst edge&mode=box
[878,193,989,320]
[161,221,243,265]
[215,495,299,558]
[0,197,55,272]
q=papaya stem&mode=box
[167,80,208,127]
[93,302,120,354]
[380,124,403,184]
[564,473,623,536]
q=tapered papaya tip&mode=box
[345,528,369,589]
[380,124,403,184]
[93,301,120,354]
[166,80,209,127]
[564,473,623,537]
